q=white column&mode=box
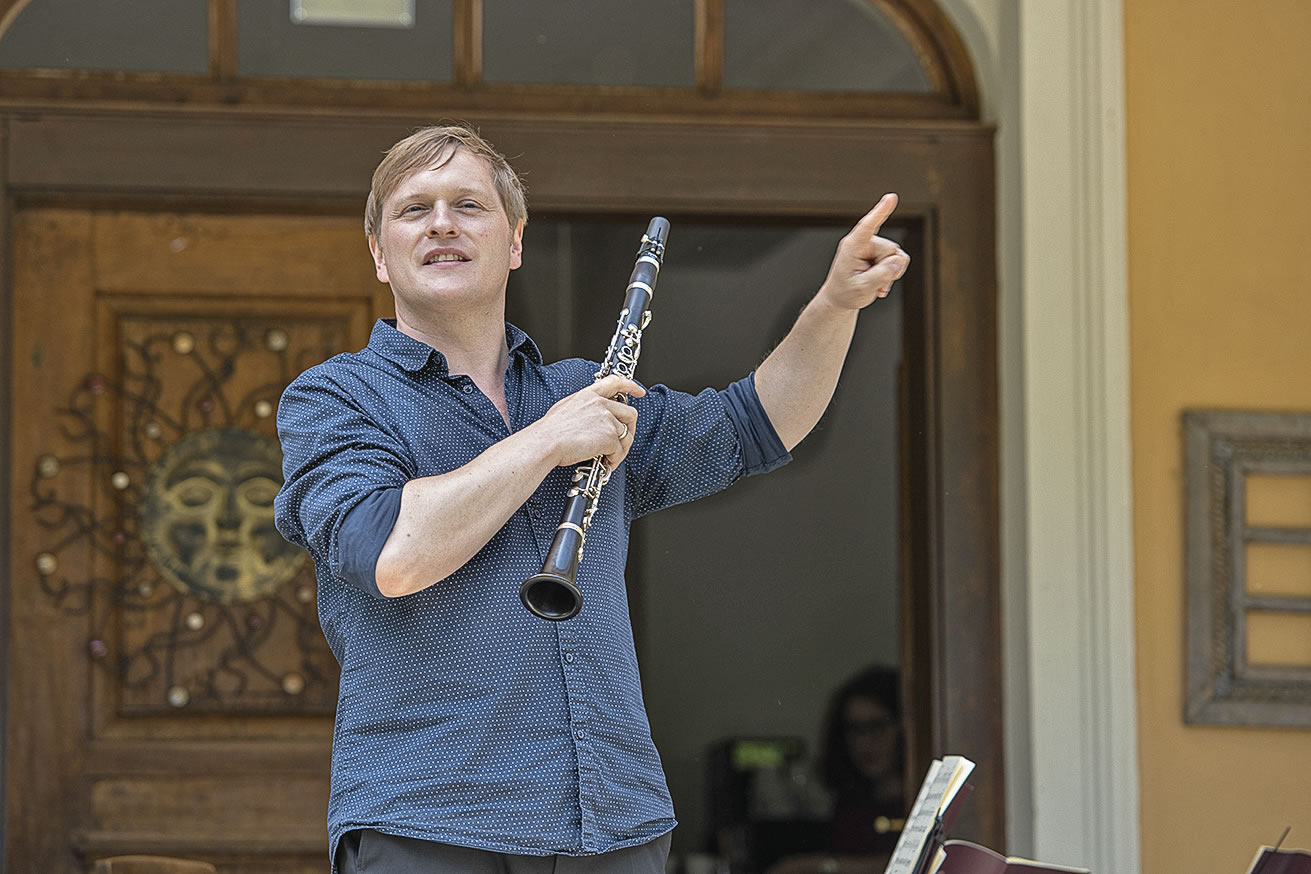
[1017,0,1140,871]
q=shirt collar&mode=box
[505,321,543,365]
[368,319,542,374]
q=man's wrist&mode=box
[812,284,864,318]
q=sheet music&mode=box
[936,756,974,820]
[924,757,972,812]
[883,760,944,874]
[882,757,976,874]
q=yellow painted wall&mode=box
[1126,2,1311,871]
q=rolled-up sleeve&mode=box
[624,371,790,519]
[719,372,791,476]
[274,371,413,597]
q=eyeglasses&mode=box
[843,717,898,738]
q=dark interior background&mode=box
[507,216,905,855]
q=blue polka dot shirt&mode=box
[274,319,789,866]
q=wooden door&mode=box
[7,208,388,872]
[3,110,1004,860]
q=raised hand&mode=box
[819,193,911,311]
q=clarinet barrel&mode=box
[520,217,669,620]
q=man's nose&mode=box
[425,203,459,237]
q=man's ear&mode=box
[509,220,525,271]
[368,235,390,284]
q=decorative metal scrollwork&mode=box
[30,318,340,713]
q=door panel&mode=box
[8,208,388,872]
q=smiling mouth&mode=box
[424,254,469,265]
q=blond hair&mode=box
[364,122,528,239]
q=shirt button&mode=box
[575,728,585,740]
[565,653,575,663]
[462,384,474,394]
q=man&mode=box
[274,123,908,874]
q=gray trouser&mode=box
[336,829,672,874]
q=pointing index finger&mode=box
[853,193,899,238]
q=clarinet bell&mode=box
[520,571,582,621]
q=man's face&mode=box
[369,147,524,314]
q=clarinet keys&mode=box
[519,217,670,621]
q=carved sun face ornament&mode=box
[138,428,305,605]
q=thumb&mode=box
[593,374,646,399]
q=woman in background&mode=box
[767,666,905,874]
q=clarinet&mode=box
[520,217,670,621]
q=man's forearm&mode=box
[373,426,560,598]
[754,291,860,452]
[756,195,909,451]
[371,374,643,598]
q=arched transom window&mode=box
[0,0,977,118]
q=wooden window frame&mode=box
[0,0,978,120]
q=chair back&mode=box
[92,855,218,874]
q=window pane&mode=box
[482,0,694,87]
[1246,473,1311,528]
[1245,543,1311,599]
[1246,611,1311,668]
[237,0,453,81]
[724,0,933,92]
[0,0,208,74]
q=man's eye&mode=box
[402,204,426,214]
[459,201,482,210]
